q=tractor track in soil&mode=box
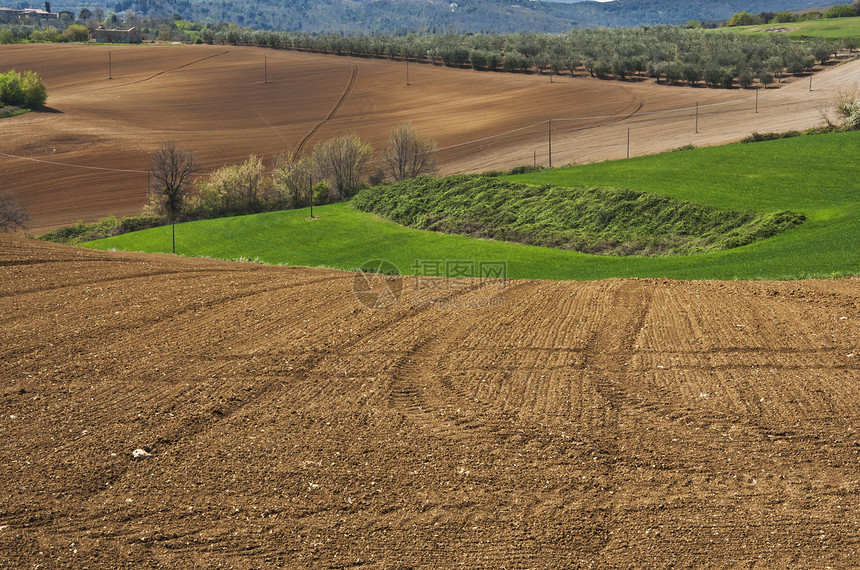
[294,61,358,157]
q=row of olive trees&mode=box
[205,26,855,89]
[146,124,437,222]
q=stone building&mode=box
[91,26,141,44]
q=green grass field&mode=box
[85,131,859,281]
[724,16,860,39]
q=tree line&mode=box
[4,8,857,89]
[34,124,437,243]
[146,124,436,224]
[203,25,854,89]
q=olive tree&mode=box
[381,123,438,182]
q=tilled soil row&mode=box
[1,236,858,567]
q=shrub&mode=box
[37,216,161,244]
[741,131,801,143]
[312,180,333,205]
[63,24,90,43]
[835,90,860,128]
[728,11,761,26]
[29,27,62,42]
[507,165,543,175]
[0,70,47,109]
[824,4,856,18]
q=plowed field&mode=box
[2,235,858,567]
[3,43,860,233]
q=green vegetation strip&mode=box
[352,176,803,257]
[0,105,28,119]
[725,15,860,40]
[86,131,860,280]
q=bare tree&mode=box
[0,191,30,233]
[147,142,198,220]
[313,134,373,200]
[382,123,437,182]
[273,150,319,208]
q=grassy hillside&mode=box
[725,15,860,39]
[85,131,859,281]
[352,176,803,256]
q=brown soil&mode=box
[2,44,860,234]
[1,235,859,567]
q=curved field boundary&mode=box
[294,62,358,156]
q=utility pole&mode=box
[308,173,314,219]
[108,51,112,80]
[548,118,552,169]
[695,102,699,134]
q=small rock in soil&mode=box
[132,448,152,460]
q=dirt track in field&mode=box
[1,235,858,567]
[2,43,860,233]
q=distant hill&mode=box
[37,0,840,33]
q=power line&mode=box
[0,152,148,173]
[0,95,770,173]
